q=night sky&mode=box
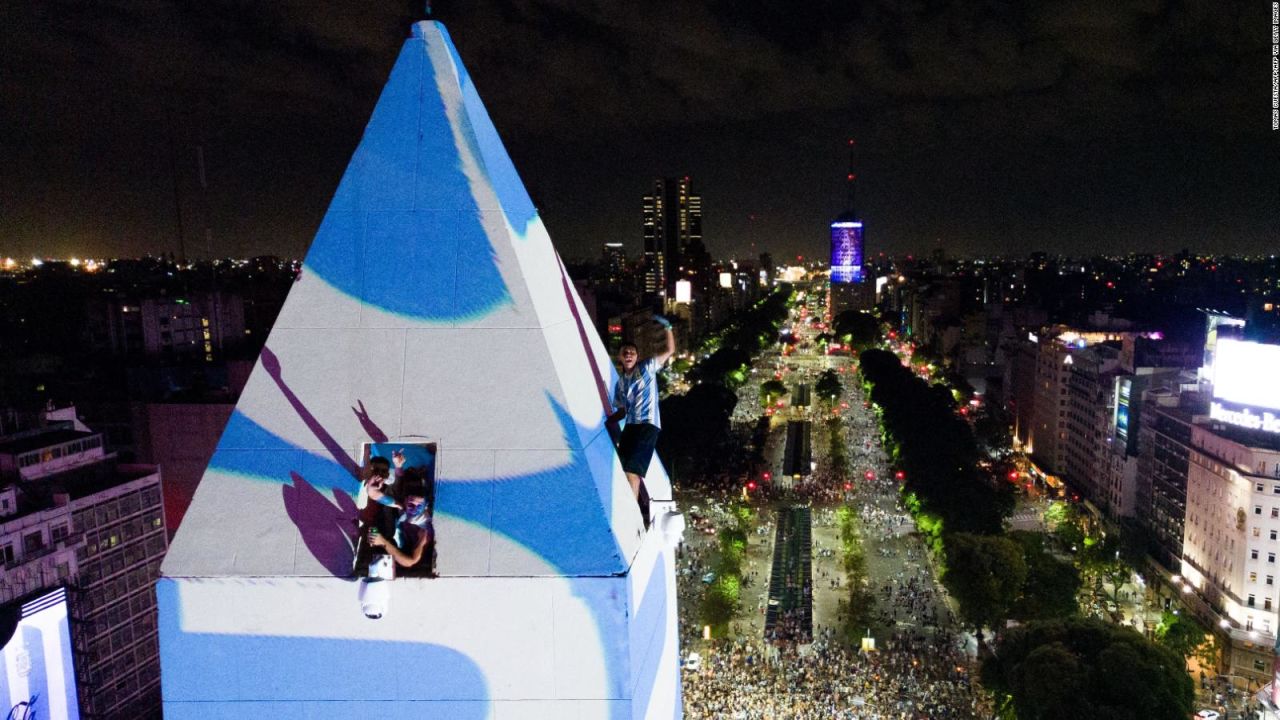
[1,1,1275,263]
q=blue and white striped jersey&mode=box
[614,357,662,429]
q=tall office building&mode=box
[642,177,702,298]
[829,214,865,285]
[828,141,872,314]
[602,242,626,286]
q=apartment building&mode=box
[1,420,167,718]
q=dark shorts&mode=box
[618,422,660,476]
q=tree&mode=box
[858,348,1012,535]
[701,503,756,634]
[833,310,881,349]
[943,533,1028,638]
[982,617,1194,720]
[703,576,739,630]
[1063,525,1133,621]
[1048,501,1086,551]
[973,404,1014,458]
[1089,543,1133,620]
[836,507,877,639]
[1155,610,1209,663]
[658,383,737,478]
[1010,531,1081,621]
[815,369,843,403]
[826,417,849,479]
[759,378,788,407]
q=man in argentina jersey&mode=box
[613,315,677,524]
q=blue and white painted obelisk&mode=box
[158,21,683,719]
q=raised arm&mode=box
[365,477,399,509]
[654,316,676,366]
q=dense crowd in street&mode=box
[678,296,991,718]
[683,629,987,719]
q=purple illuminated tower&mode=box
[829,139,874,315]
[830,139,865,285]
[830,214,864,284]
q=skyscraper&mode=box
[601,242,626,286]
[642,177,702,299]
[829,140,873,314]
[829,214,865,284]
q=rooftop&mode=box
[3,458,158,523]
[0,427,94,456]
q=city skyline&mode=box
[2,1,1274,263]
[3,7,1279,716]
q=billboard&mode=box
[0,588,80,719]
[1213,339,1280,411]
[1114,377,1132,445]
[830,221,864,284]
[674,280,692,304]
[1211,340,1280,435]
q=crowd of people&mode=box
[678,315,991,717]
[876,572,944,630]
[683,630,988,719]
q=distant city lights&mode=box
[1,256,108,272]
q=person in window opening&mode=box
[611,315,676,526]
[368,481,433,574]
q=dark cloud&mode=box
[0,0,1272,262]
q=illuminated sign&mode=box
[0,588,80,718]
[1210,402,1280,435]
[780,267,807,282]
[830,221,864,284]
[1214,340,1280,414]
[1115,378,1132,444]
[718,272,732,289]
[674,280,692,304]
